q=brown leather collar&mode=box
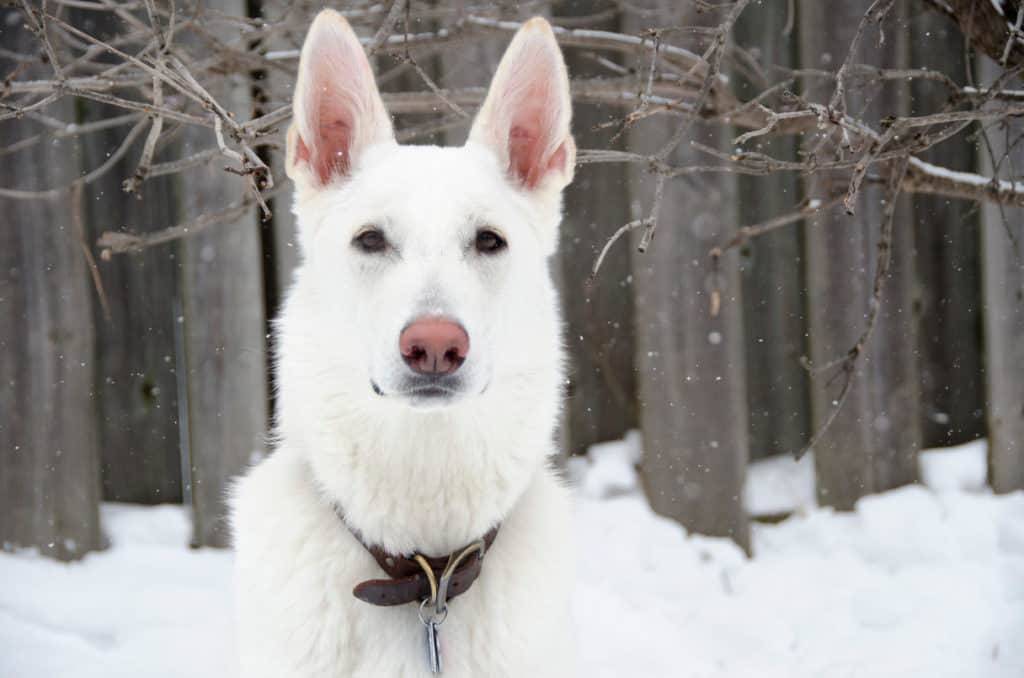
[338,508,500,607]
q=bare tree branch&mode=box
[3,0,1023,472]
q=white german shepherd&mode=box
[231,10,576,677]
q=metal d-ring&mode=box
[418,597,448,626]
[415,539,488,675]
[435,538,486,616]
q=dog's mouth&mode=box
[371,375,467,407]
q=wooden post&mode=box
[799,0,921,509]
[978,57,1024,493]
[911,12,985,449]
[70,8,183,504]
[627,1,751,552]
[558,4,638,458]
[0,9,103,560]
[733,1,810,459]
[177,1,268,548]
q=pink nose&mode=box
[399,317,469,375]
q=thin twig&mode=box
[70,180,112,322]
[367,0,407,56]
[97,183,285,256]
[123,69,164,193]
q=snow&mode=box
[961,86,1024,100]
[0,505,234,678]
[919,438,989,493]
[909,156,1024,194]
[2,439,1023,678]
[741,437,990,516]
[566,428,642,499]
[575,439,1024,678]
[744,450,816,515]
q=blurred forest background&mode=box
[1,0,1022,560]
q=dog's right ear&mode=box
[286,10,394,187]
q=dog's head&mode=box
[281,11,574,413]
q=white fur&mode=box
[231,11,576,677]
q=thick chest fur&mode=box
[231,451,575,678]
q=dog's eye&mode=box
[353,228,388,254]
[475,229,507,255]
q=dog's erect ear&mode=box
[287,10,394,186]
[468,17,575,192]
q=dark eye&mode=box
[353,228,388,254]
[475,228,507,255]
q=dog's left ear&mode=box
[468,17,575,194]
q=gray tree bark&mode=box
[979,56,1024,493]
[628,1,751,552]
[911,9,985,449]
[178,0,268,547]
[558,3,638,459]
[71,8,183,504]
[734,0,810,459]
[800,0,921,510]
[0,9,103,560]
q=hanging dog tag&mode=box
[424,619,442,673]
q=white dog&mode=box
[231,10,576,677]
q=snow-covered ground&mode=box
[2,439,1022,678]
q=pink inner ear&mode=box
[545,141,568,179]
[509,124,543,188]
[498,65,566,188]
[295,22,376,186]
[509,129,569,189]
[309,117,353,185]
[296,118,353,185]
[299,54,361,182]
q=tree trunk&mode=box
[911,9,985,449]
[558,3,638,458]
[799,0,921,510]
[177,0,268,548]
[0,9,103,560]
[734,0,810,459]
[978,56,1024,493]
[627,1,751,553]
[71,8,183,504]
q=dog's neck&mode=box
[289,395,557,557]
